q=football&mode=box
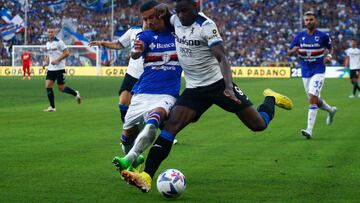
[156,169,186,198]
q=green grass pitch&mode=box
[0,76,359,202]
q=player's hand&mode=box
[42,65,46,70]
[89,41,101,47]
[292,46,300,53]
[324,54,332,64]
[155,3,168,19]
[133,39,144,53]
[223,88,241,105]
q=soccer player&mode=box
[288,11,337,139]
[42,26,81,112]
[120,0,293,193]
[344,38,360,98]
[111,0,182,173]
[21,51,31,80]
[89,22,146,123]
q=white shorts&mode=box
[302,74,325,97]
[123,94,176,130]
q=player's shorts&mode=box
[46,69,66,85]
[22,65,30,70]
[350,69,359,79]
[302,73,325,97]
[175,79,253,122]
[123,94,176,130]
[118,73,138,95]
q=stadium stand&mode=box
[0,0,359,67]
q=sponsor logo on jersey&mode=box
[175,35,201,46]
[300,43,321,48]
[149,42,175,50]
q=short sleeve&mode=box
[136,31,151,56]
[201,21,223,47]
[289,34,300,49]
[170,15,176,26]
[58,40,67,51]
[118,28,132,48]
[345,48,350,56]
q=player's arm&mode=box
[288,34,300,56]
[324,48,334,64]
[89,40,122,49]
[155,3,175,31]
[51,48,69,65]
[211,44,240,104]
[42,56,49,69]
[288,46,299,56]
[344,56,349,68]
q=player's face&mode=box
[47,29,56,40]
[142,8,160,31]
[304,15,317,30]
[175,0,197,26]
[352,40,357,48]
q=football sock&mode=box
[46,88,55,108]
[317,98,332,112]
[121,133,135,154]
[144,130,174,178]
[353,81,360,95]
[125,112,161,164]
[125,124,157,164]
[63,86,77,96]
[257,96,275,126]
[119,104,128,123]
[307,104,318,131]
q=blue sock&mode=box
[257,96,275,126]
[119,104,128,123]
[146,112,161,128]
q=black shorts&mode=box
[46,70,66,85]
[350,69,359,79]
[175,79,253,122]
[119,73,138,95]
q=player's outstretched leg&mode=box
[263,89,293,110]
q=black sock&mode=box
[257,96,275,125]
[63,86,77,96]
[355,82,360,92]
[46,88,55,108]
[119,104,128,123]
[144,131,174,178]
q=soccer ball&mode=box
[156,169,186,198]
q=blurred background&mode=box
[0,0,359,68]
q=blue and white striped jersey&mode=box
[290,29,332,78]
[132,30,182,97]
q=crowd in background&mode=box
[0,0,359,67]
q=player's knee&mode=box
[163,119,182,135]
[248,122,267,132]
[119,91,131,105]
